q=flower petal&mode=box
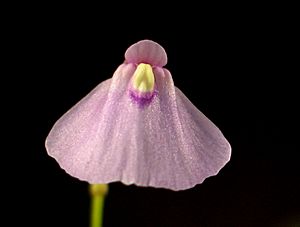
[45,64,135,180]
[125,40,167,67]
[46,63,231,191]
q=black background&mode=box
[7,5,299,227]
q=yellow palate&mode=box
[132,63,155,92]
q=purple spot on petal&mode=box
[129,89,158,108]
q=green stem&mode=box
[89,184,108,227]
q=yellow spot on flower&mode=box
[132,63,155,92]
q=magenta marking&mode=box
[129,89,158,107]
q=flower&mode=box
[45,40,231,191]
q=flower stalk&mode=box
[89,184,108,227]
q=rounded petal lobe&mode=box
[125,40,167,67]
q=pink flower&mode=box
[45,40,231,191]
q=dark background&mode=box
[8,5,299,227]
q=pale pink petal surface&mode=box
[125,40,167,67]
[46,40,231,191]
